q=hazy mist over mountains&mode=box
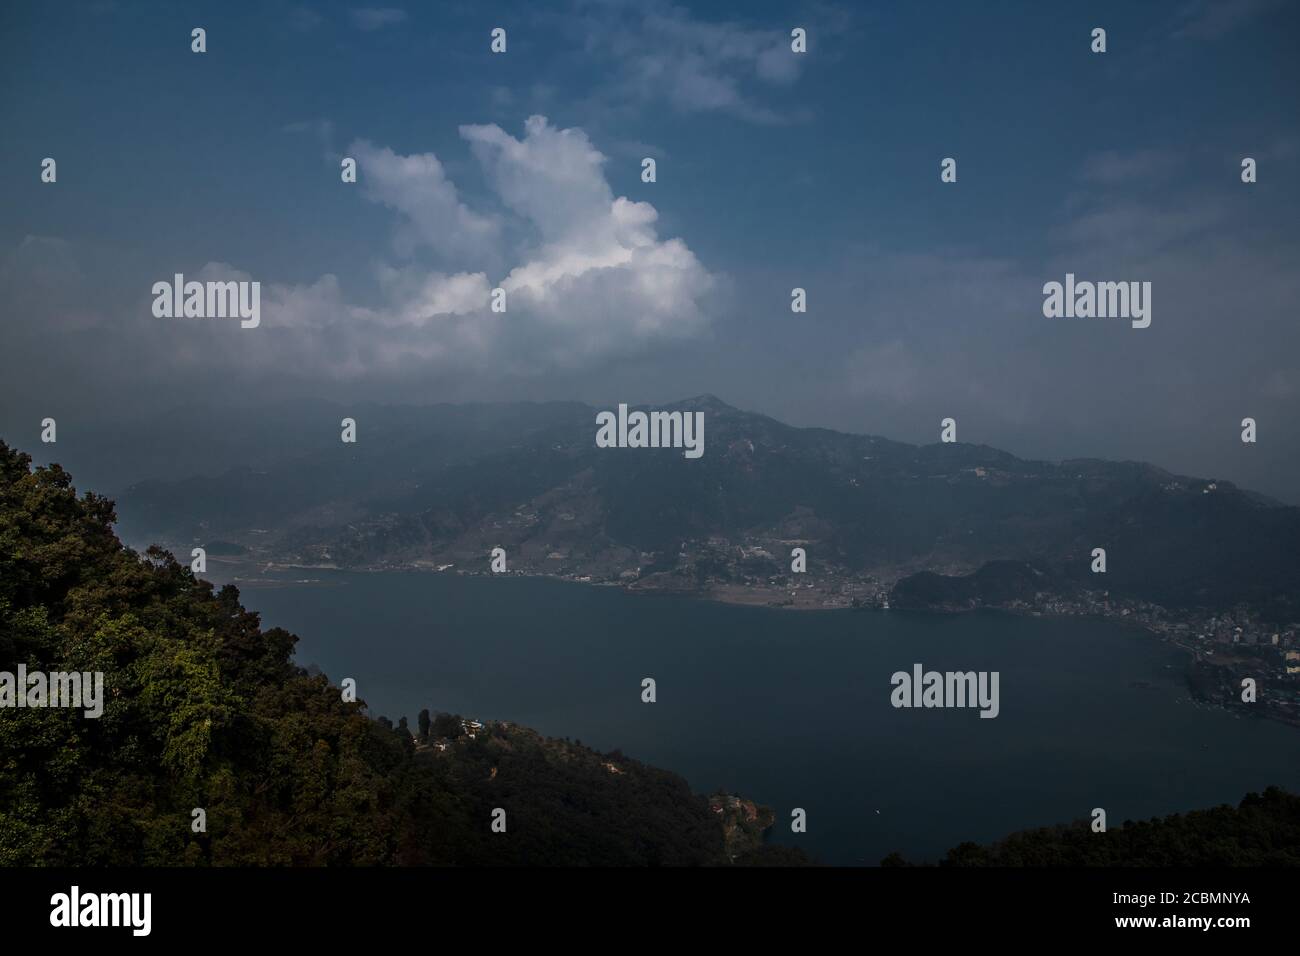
[3,3,1299,504]
[77,395,1300,622]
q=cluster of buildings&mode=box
[1011,591,1300,727]
[422,717,488,752]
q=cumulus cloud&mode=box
[0,117,718,393]
[350,140,501,266]
[254,116,717,376]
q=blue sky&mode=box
[2,0,1299,500]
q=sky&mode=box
[2,0,1299,501]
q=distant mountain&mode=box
[111,396,1300,620]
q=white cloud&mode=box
[583,4,807,123]
[459,117,714,365]
[1080,149,1179,185]
[1049,198,1230,261]
[460,117,614,242]
[350,139,501,266]
[375,266,491,324]
[245,116,717,376]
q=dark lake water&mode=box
[230,570,1300,865]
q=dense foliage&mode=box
[883,787,1300,866]
[0,441,787,866]
[890,559,1057,609]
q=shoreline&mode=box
[205,557,1300,732]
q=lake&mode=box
[229,570,1300,865]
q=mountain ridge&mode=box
[86,397,1300,621]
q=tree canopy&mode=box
[0,441,800,866]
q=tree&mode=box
[418,709,431,741]
[431,712,462,739]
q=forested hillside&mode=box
[0,441,789,866]
[884,787,1300,866]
